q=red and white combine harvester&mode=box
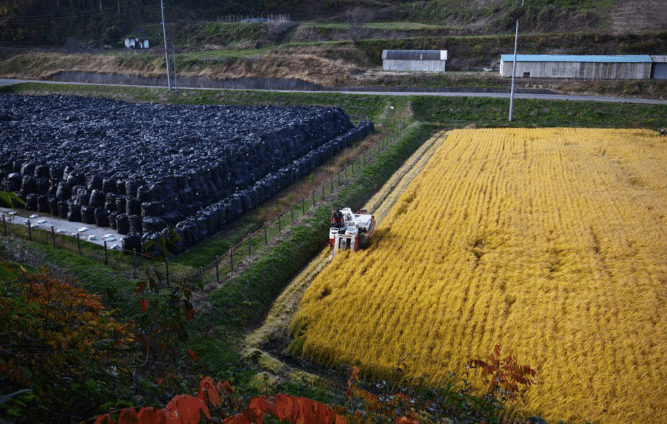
[328,207,376,258]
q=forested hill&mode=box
[1,0,666,47]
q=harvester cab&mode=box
[328,207,376,258]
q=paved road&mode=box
[2,78,666,105]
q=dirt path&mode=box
[0,206,123,248]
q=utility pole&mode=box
[161,0,172,91]
[509,0,524,122]
[173,44,177,92]
[509,19,519,122]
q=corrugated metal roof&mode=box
[382,50,447,61]
[500,54,653,63]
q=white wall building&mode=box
[499,54,653,79]
[382,50,448,72]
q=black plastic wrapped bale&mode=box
[46,179,57,196]
[165,227,185,254]
[137,183,162,203]
[125,180,141,198]
[37,195,50,213]
[126,197,141,216]
[72,186,89,207]
[196,216,208,239]
[24,194,38,211]
[142,216,166,233]
[128,214,142,234]
[200,210,216,235]
[162,210,180,227]
[48,196,58,215]
[66,171,84,187]
[105,193,116,212]
[67,202,81,222]
[0,161,12,176]
[102,177,117,194]
[35,165,49,179]
[141,231,163,256]
[179,186,193,203]
[108,211,117,229]
[4,173,21,192]
[56,181,72,199]
[81,205,96,224]
[115,196,126,214]
[20,162,36,177]
[116,213,129,235]
[115,179,126,195]
[58,201,69,218]
[36,178,50,195]
[121,233,142,253]
[89,189,105,208]
[95,208,110,227]
[49,164,65,180]
[21,176,37,196]
[86,174,103,192]
[141,201,165,218]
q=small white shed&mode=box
[382,50,448,72]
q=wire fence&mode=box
[2,118,408,287]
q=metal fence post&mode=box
[312,189,315,207]
[133,249,138,273]
[278,214,281,234]
[264,224,267,245]
[216,257,220,283]
[248,232,251,258]
[77,233,81,255]
[302,197,305,215]
[104,241,108,265]
[2,215,5,235]
[51,226,56,246]
[230,247,234,271]
[27,220,31,240]
[166,257,170,286]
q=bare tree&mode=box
[348,6,372,45]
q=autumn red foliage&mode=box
[0,261,135,421]
[84,376,346,424]
[467,345,538,403]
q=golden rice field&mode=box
[290,128,667,424]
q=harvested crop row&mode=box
[291,128,667,424]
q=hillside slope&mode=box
[608,0,667,34]
[2,0,667,46]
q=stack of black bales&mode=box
[0,94,374,254]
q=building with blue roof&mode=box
[499,54,655,80]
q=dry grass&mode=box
[291,127,667,424]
